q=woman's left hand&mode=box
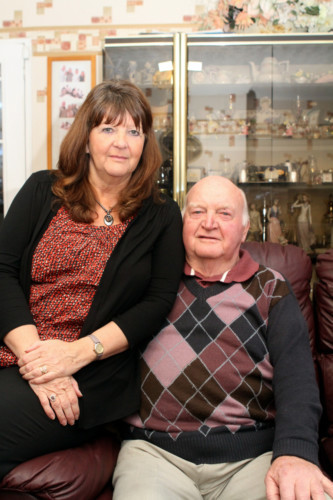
[29,375,82,426]
[18,339,80,383]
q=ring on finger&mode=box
[49,394,56,403]
[40,365,48,375]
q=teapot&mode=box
[249,57,289,83]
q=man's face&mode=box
[182,177,249,270]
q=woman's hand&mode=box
[18,324,129,385]
[29,375,82,426]
[18,339,84,383]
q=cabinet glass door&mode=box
[269,41,333,247]
[104,35,176,196]
[187,36,272,189]
[186,34,333,251]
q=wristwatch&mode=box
[88,334,104,359]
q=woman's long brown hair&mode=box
[52,79,162,222]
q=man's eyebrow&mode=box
[187,202,204,209]
[187,202,233,210]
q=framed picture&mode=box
[47,55,96,169]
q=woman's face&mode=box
[87,111,145,187]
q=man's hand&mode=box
[29,375,82,426]
[265,455,333,500]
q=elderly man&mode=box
[113,176,333,500]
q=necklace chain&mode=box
[95,199,114,227]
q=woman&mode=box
[0,80,184,479]
[291,194,314,252]
[267,198,287,244]
[247,202,262,242]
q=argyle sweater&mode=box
[125,250,321,466]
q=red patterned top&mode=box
[0,206,133,366]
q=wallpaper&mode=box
[0,0,204,54]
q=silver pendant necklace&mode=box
[95,199,114,226]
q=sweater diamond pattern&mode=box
[134,269,288,438]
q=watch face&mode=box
[95,343,104,355]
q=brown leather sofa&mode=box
[1,242,333,499]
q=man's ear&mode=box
[241,222,250,243]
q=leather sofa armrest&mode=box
[0,433,120,500]
[315,250,333,461]
[315,250,333,353]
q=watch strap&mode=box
[88,334,104,359]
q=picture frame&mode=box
[47,55,96,169]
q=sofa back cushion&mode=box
[242,241,315,351]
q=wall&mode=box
[0,0,203,173]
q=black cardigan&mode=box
[0,170,184,428]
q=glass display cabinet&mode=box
[103,33,333,253]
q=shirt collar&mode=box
[184,249,259,284]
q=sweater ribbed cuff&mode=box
[273,438,319,466]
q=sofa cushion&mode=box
[0,433,119,500]
[242,241,315,349]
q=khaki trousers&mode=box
[112,439,273,500]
